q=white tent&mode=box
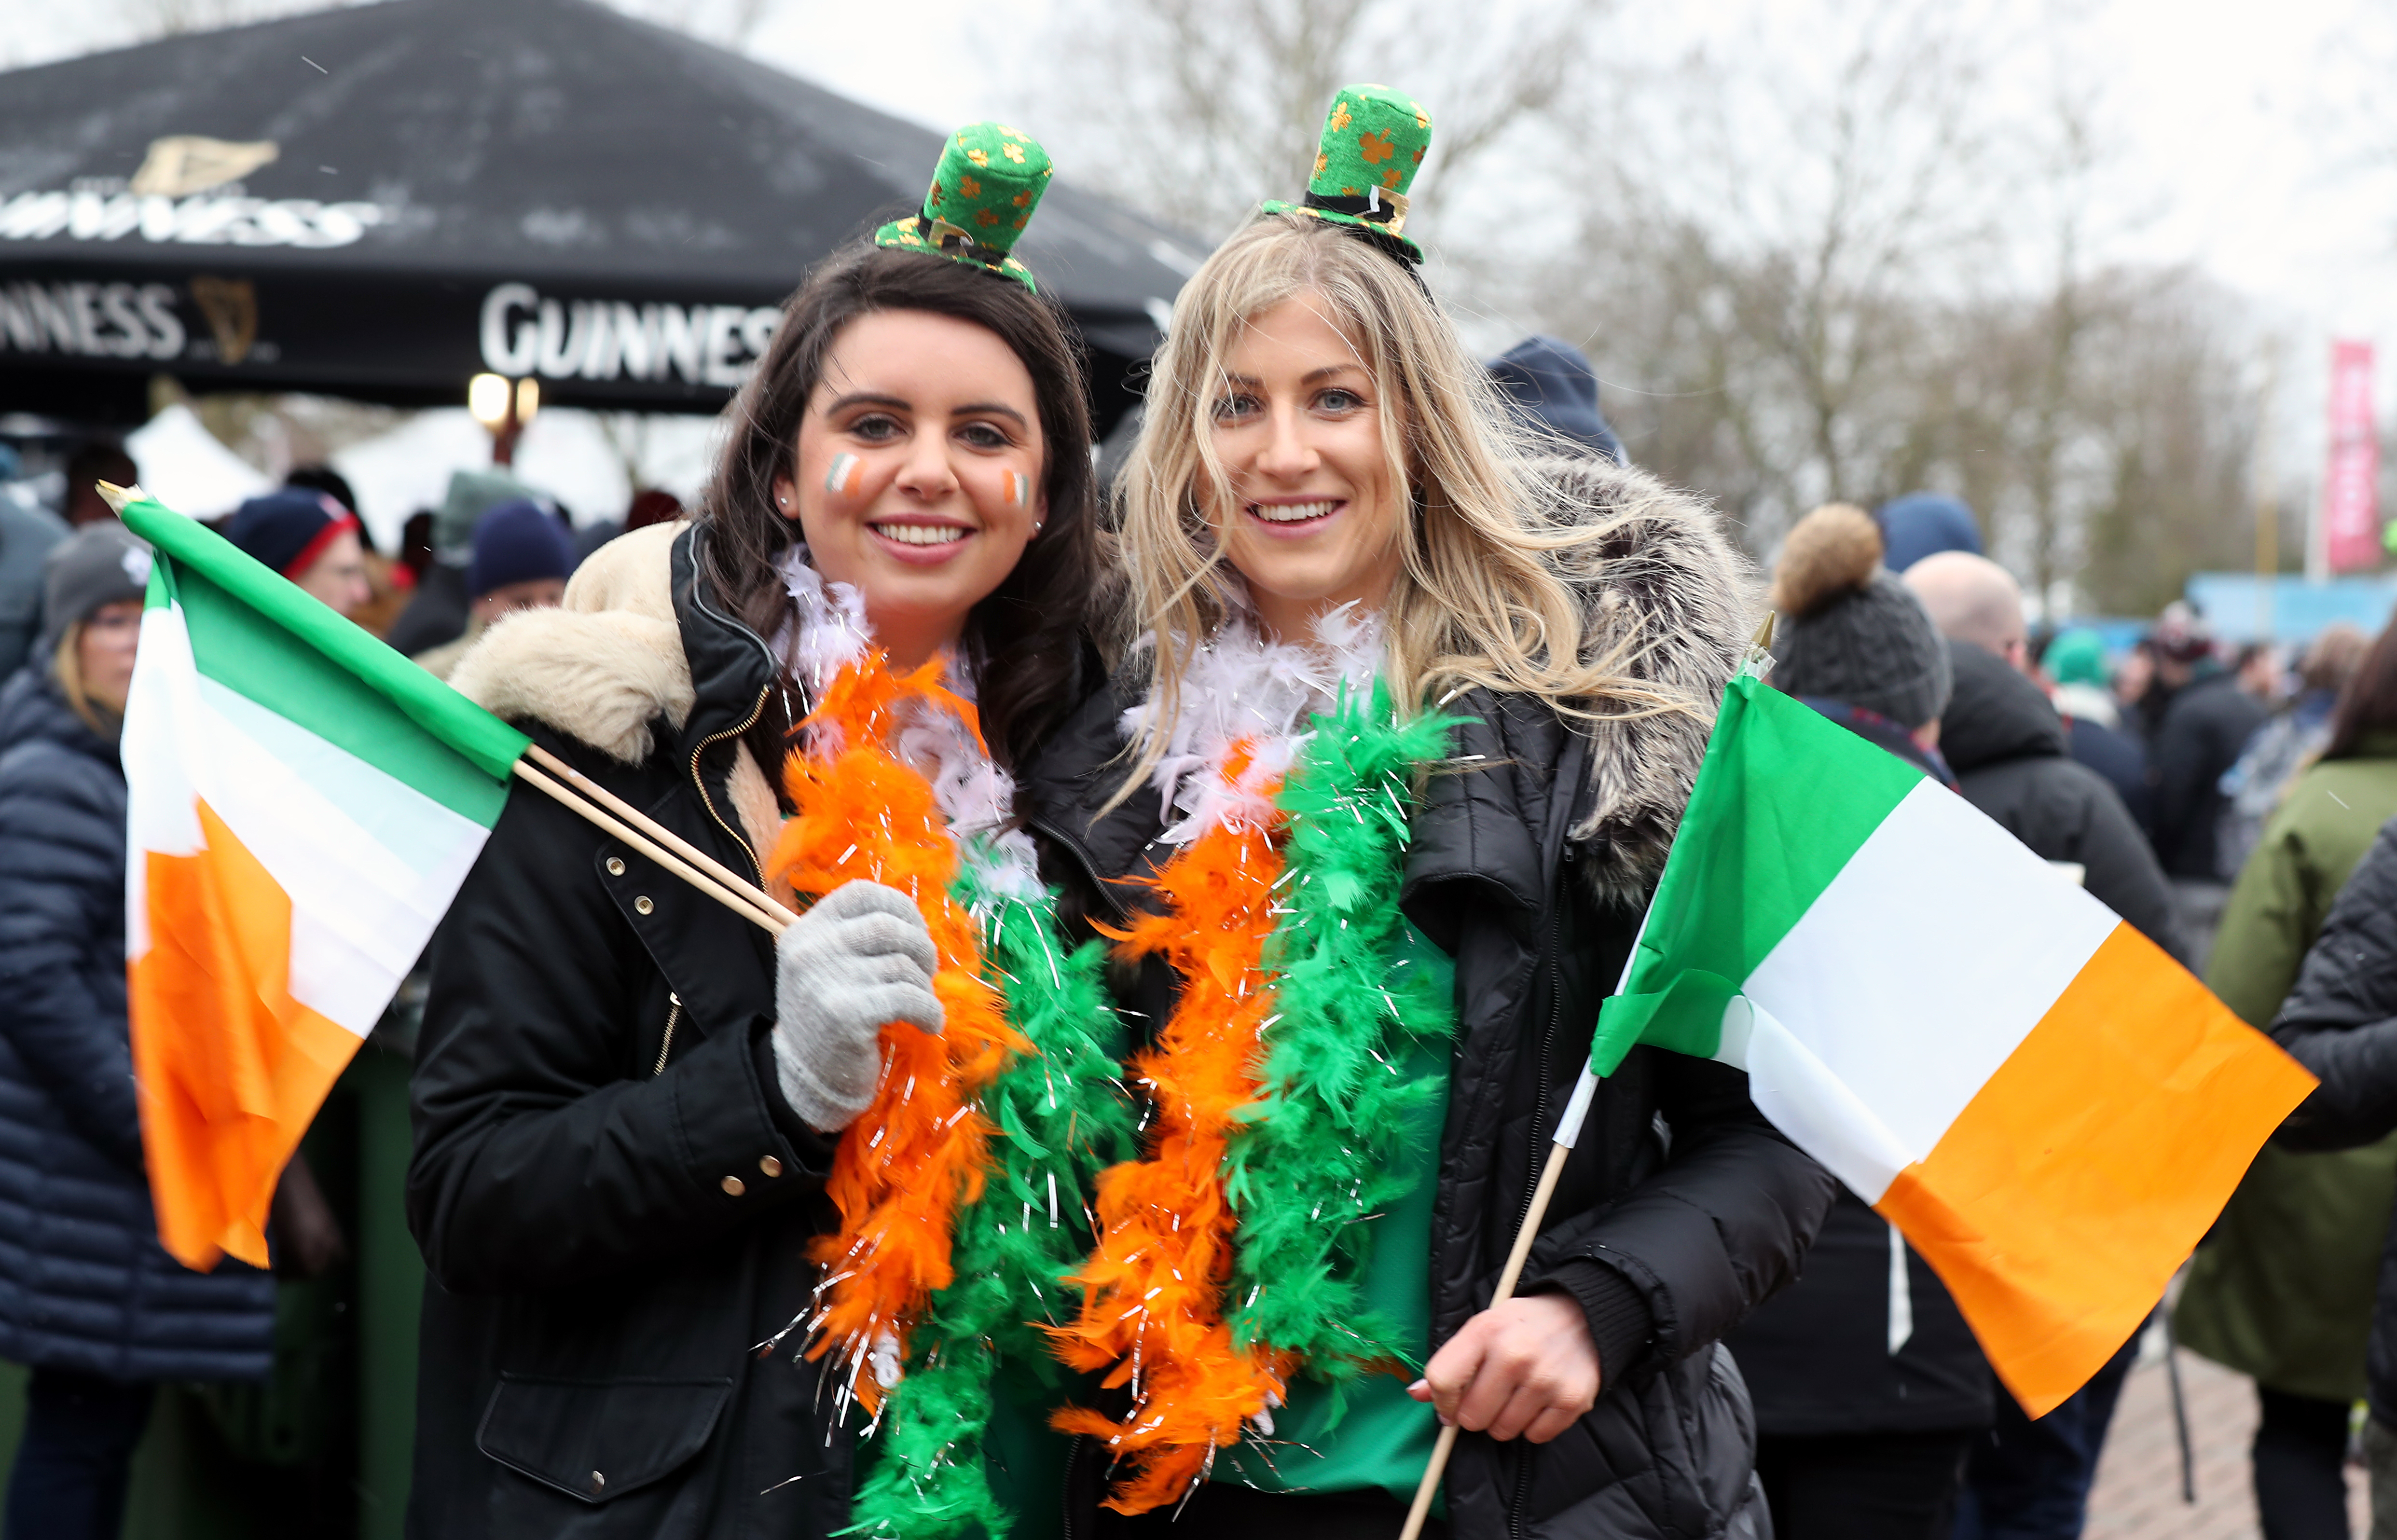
[126,404,271,523]
[331,410,721,553]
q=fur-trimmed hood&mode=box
[444,522,788,868]
[1521,452,1761,903]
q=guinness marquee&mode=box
[0,0,1194,425]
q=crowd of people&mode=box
[0,85,2395,1540]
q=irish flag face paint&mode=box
[1003,470,1031,508]
[825,452,864,498]
[1588,673,2314,1416]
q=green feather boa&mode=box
[1226,681,1461,1396]
[844,852,1135,1540]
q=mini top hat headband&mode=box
[1260,84,1433,263]
[874,123,1054,292]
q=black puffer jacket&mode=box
[2264,815,2397,1426]
[1022,458,1836,1540]
[406,525,852,1540]
[1939,640,2186,962]
[0,664,276,1380]
[2152,668,2270,880]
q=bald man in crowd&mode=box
[1902,550,2183,1540]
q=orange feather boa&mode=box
[768,653,1029,1415]
[1046,750,1294,1512]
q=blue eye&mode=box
[1212,393,1259,422]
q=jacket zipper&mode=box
[689,681,771,885]
[1026,816,1130,921]
[652,992,682,1075]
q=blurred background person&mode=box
[1876,490,1983,574]
[2218,622,2370,879]
[0,524,277,1540]
[2145,605,2268,966]
[1484,334,1625,462]
[2039,626,2155,840]
[0,444,65,681]
[222,487,373,621]
[410,499,574,680]
[59,444,135,531]
[382,469,545,656]
[285,465,413,639]
[1738,504,1990,1540]
[2176,618,2397,1540]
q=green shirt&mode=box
[1216,920,1454,1507]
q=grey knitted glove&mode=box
[771,880,944,1132]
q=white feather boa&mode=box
[773,546,1044,901]
[1122,599,1385,845]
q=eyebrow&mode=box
[1219,363,1370,389]
[820,390,1029,428]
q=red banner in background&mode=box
[2325,340,2380,572]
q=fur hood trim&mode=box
[449,522,692,766]
[1520,454,1761,905]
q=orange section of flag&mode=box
[130,798,362,1270]
[1877,922,2316,1416]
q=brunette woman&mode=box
[1020,88,1832,1540]
[403,125,1097,1540]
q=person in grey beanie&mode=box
[1732,500,1987,1540]
[1766,501,1955,776]
[0,519,280,1540]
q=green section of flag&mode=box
[129,497,525,826]
[1591,674,1923,1073]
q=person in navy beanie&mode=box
[223,487,372,620]
[412,499,574,680]
[1485,335,1625,463]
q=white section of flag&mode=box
[1732,781,2121,1200]
[123,602,489,1036]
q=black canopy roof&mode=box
[0,0,1197,424]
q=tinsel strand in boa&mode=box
[769,655,1029,1416]
[843,853,1136,1540]
[1223,683,1459,1380]
[1046,746,1294,1512]
[1050,689,1463,1514]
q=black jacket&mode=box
[2152,669,2270,880]
[406,526,852,1539]
[0,665,276,1380]
[2265,815,2397,1425]
[1940,641,2187,962]
[1024,458,1836,1540]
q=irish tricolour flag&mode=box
[119,494,528,1271]
[1590,671,2315,1415]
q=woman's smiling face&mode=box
[776,307,1045,670]
[1204,294,1404,644]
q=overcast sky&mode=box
[11,0,2397,479]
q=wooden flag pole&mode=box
[511,758,789,934]
[524,744,800,927]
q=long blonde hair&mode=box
[51,623,119,737]
[1115,213,1686,791]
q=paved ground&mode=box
[2084,1344,2369,1539]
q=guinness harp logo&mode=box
[129,136,280,198]
[189,276,257,364]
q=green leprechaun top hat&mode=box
[874,123,1053,292]
[1261,84,1432,262]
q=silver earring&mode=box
[1032,521,1045,535]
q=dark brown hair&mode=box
[2323,619,2397,761]
[700,242,1097,772]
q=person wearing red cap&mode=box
[222,488,372,620]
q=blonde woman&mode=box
[1020,88,1832,1540]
